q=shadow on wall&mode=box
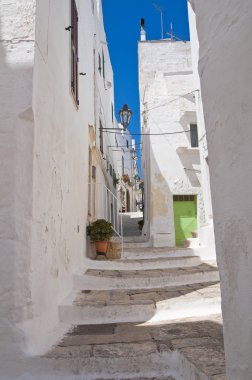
[0,14,35,367]
[177,149,201,187]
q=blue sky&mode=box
[102,0,190,175]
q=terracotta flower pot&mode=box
[95,241,109,254]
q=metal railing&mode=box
[88,182,124,253]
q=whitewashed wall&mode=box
[0,0,122,373]
[138,40,204,247]
[0,0,36,375]
[189,1,252,378]
[187,5,216,259]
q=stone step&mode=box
[84,255,202,271]
[43,316,225,380]
[74,263,219,291]
[59,282,221,325]
[122,246,200,259]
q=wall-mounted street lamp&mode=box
[119,104,132,131]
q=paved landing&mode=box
[74,282,220,307]
[47,315,225,379]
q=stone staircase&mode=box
[41,242,225,380]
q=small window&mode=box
[98,53,102,75]
[102,49,105,80]
[190,124,198,148]
[126,140,129,148]
[109,164,112,176]
[71,0,79,107]
[174,195,195,202]
[111,103,114,123]
[122,156,124,175]
[99,120,103,153]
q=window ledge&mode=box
[176,146,199,154]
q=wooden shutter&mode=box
[71,0,79,106]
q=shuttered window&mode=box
[71,0,79,107]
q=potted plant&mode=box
[87,219,114,255]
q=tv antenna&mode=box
[152,2,164,39]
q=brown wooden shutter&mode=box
[71,0,79,106]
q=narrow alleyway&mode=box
[121,212,143,237]
[41,239,225,380]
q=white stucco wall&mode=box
[0,1,123,375]
[189,1,252,378]
[187,5,216,258]
[0,0,36,375]
[138,40,204,247]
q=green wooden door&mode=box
[173,195,197,246]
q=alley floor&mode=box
[42,237,225,380]
[121,212,143,237]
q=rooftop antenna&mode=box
[152,2,164,39]
[170,22,173,41]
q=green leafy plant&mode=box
[87,219,114,242]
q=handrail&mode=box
[88,182,124,255]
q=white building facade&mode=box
[138,36,205,248]
[0,0,129,372]
[188,1,252,378]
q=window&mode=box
[109,164,112,176]
[122,156,124,175]
[71,0,79,106]
[190,124,198,148]
[174,195,195,202]
[99,120,103,153]
[102,49,105,80]
[126,140,129,148]
[111,103,114,123]
[98,53,102,75]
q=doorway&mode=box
[173,195,197,246]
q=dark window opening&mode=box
[109,164,112,176]
[126,140,129,148]
[102,50,105,80]
[98,53,102,75]
[190,124,198,148]
[99,120,103,154]
[122,156,124,175]
[174,195,196,202]
[111,103,114,123]
[71,0,79,107]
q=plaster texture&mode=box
[0,0,130,376]
[138,40,204,247]
[188,1,252,378]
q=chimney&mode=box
[140,18,146,41]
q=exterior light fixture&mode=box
[119,104,132,131]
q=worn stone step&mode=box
[59,282,221,325]
[43,316,225,380]
[122,246,202,259]
[84,255,202,271]
[74,263,219,290]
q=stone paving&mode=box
[74,282,220,307]
[46,235,225,379]
[121,212,143,237]
[86,262,218,279]
[47,315,224,379]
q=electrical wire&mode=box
[101,129,190,136]
[142,89,198,113]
